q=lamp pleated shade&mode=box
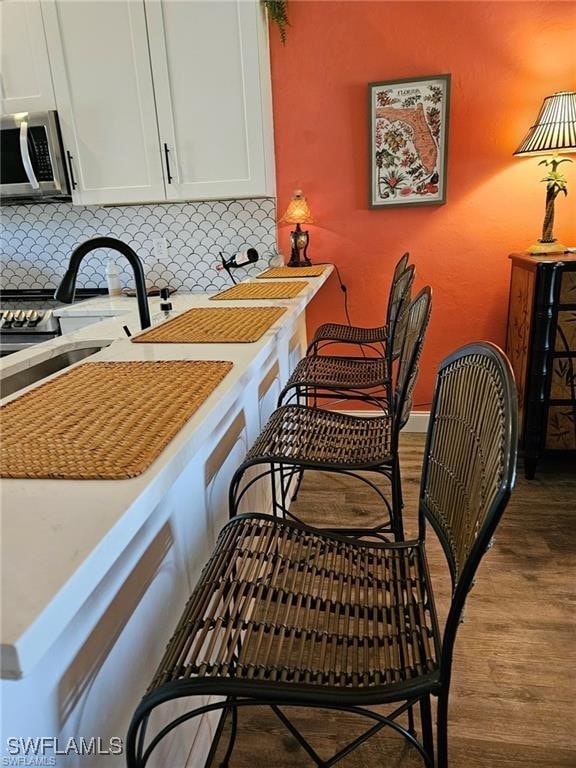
[514,91,576,156]
[280,190,314,224]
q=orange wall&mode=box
[269,0,576,407]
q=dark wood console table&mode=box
[505,252,576,479]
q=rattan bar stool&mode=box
[307,251,410,356]
[278,265,414,409]
[126,341,518,768]
[229,287,432,542]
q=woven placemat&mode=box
[0,360,233,480]
[210,281,309,301]
[257,266,328,279]
[132,307,286,344]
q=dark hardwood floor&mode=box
[213,433,576,767]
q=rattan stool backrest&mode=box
[394,286,432,434]
[418,342,518,664]
[392,251,410,284]
[388,265,415,361]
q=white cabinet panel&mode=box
[57,524,186,768]
[41,0,166,205]
[0,0,56,113]
[258,359,280,429]
[146,0,274,200]
[204,411,249,547]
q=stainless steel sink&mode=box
[0,346,107,399]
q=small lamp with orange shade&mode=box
[280,189,314,267]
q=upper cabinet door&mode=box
[0,0,56,113]
[41,0,165,206]
[146,0,275,201]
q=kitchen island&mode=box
[0,268,332,765]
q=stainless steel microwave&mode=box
[0,110,71,203]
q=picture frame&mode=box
[369,74,451,208]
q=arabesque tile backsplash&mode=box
[0,198,280,293]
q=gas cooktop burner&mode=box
[0,289,107,345]
[0,307,59,332]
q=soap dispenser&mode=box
[106,261,121,296]
[159,287,172,315]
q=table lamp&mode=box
[280,190,314,267]
[514,90,576,255]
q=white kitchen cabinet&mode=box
[41,0,166,205]
[146,0,275,201]
[0,0,56,113]
[40,0,274,206]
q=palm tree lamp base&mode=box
[527,240,569,255]
[287,223,312,267]
[280,191,314,267]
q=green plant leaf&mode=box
[263,0,289,44]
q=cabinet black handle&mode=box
[66,150,77,190]
[163,143,173,184]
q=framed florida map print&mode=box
[369,74,451,208]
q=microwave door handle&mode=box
[19,119,40,190]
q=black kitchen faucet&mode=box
[54,237,151,330]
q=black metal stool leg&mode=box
[220,704,238,767]
[391,455,405,540]
[419,694,434,763]
[126,710,149,768]
[436,689,449,768]
[204,699,238,768]
[407,704,415,737]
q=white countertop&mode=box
[0,268,332,679]
[0,279,320,381]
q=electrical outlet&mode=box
[151,237,169,261]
